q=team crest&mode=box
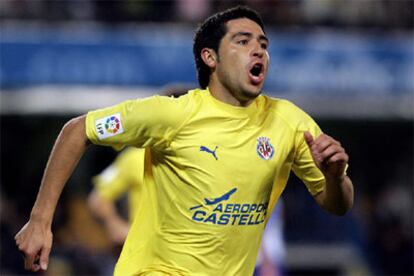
[256,137,275,160]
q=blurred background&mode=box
[1,0,413,275]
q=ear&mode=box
[200,48,217,69]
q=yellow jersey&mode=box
[86,88,324,276]
[92,147,144,222]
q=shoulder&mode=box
[262,95,316,130]
[145,88,202,112]
[262,95,305,116]
[122,91,197,127]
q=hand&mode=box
[15,220,53,272]
[304,131,348,180]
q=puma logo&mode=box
[200,146,218,160]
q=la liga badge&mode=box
[256,136,275,160]
[95,113,124,140]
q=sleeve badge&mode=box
[95,113,124,140]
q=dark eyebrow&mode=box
[232,32,269,44]
[231,31,253,40]
[258,34,269,44]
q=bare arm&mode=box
[88,191,130,244]
[15,115,90,272]
[304,131,354,216]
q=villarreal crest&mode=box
[256,137,275,160]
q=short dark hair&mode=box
[193,6,265,89]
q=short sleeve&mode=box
[86,95,190,151]
[292,116,325,196]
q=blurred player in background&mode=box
[87,87,187,246]
[256,201,285,276]
[88,147,143,246]
[15,6,353,275]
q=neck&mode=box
[208,80,253,107]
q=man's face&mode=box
[214,18,269,103]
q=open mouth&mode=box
[250,63,263,77]
[248,62,264,85]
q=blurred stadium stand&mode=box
[1,1,413,275]
[1,24,413,118]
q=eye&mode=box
[237,39,249,45]
[261,42,268,50]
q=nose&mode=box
[251,40,264,58]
